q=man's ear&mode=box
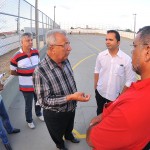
[145,45,150,62]
[118,41,120,46]
[47,46,54,55]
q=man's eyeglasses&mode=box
[130,43,148,49]
[130,43,149,54]
[52,42,70,48]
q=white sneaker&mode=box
[38,115,44,122]
[27,122,35,129]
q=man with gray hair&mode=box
[33,29,90,150]
[10,32,44,129]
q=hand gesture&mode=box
[67,92,90,102]
[89,114,102,126]
[73,92,90,102]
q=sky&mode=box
[25,0,150,31]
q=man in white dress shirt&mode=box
[94,30,136,115]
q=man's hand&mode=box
[66,92,90,102]
[86,114,102,148]
[0,83,4,91]
[10,70,18,76]
[90,114,102,126]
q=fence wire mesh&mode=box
[0,0,60,56]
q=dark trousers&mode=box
[95,89,111,115]
[22,92,42,123]
[43,109,75,148]
[143,142,150,150]
[0,100,14,144]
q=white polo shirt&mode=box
[95,49,136,101]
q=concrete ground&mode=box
[0,34,132,150]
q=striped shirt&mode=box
[10,48,39,92]
[33,55,77,112]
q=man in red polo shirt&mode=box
[86,26,150,150]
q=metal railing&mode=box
[0,0,60,56]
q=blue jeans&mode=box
[22,92,42,123]
[0,99,14,144]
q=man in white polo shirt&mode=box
[94,30,136,115]
[10,32,44,129]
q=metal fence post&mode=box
[17,0,21,47]
[35,0,39,50]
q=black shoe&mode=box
[56,145,68,150]
[9,128,20,134]
[59,148,68,150]
[66,138,80,143]
[4,143,12,150]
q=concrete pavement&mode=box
[0,34,133,150]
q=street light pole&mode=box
[53,6,56,29]
[35,0,39,50]
[17,0,20,34]
[133,13,136,39]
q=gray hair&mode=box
[21,32,33,41]
[137,26,150,44]
[46,29,67,48]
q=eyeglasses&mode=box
[52,42,70,48]
[130,43,149,54]
[130,43,148,49]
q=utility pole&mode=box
[17,0,20,34]
[53,6,56,29]
[133,14,137,39]
[35,0,39,49]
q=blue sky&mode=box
[26,0,150,31]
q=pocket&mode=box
[114,65,124,76]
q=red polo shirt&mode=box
[90,78,150,150]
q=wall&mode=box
[0,35,20,56]
[67,28,135,39]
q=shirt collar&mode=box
[104,49,122,58]
[132,78,150,90]
[117,49,123,58]
[19,48,33,53]
[45,55,67,70]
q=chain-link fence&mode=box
[0,0,60,56]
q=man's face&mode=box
[131,33,146,75]
[21,36,33,50]
[105,33,120,50]
[53,33,72,62]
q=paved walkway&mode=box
[0,90,96,150]
[0,34,99,150]
[0,34,133,150]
